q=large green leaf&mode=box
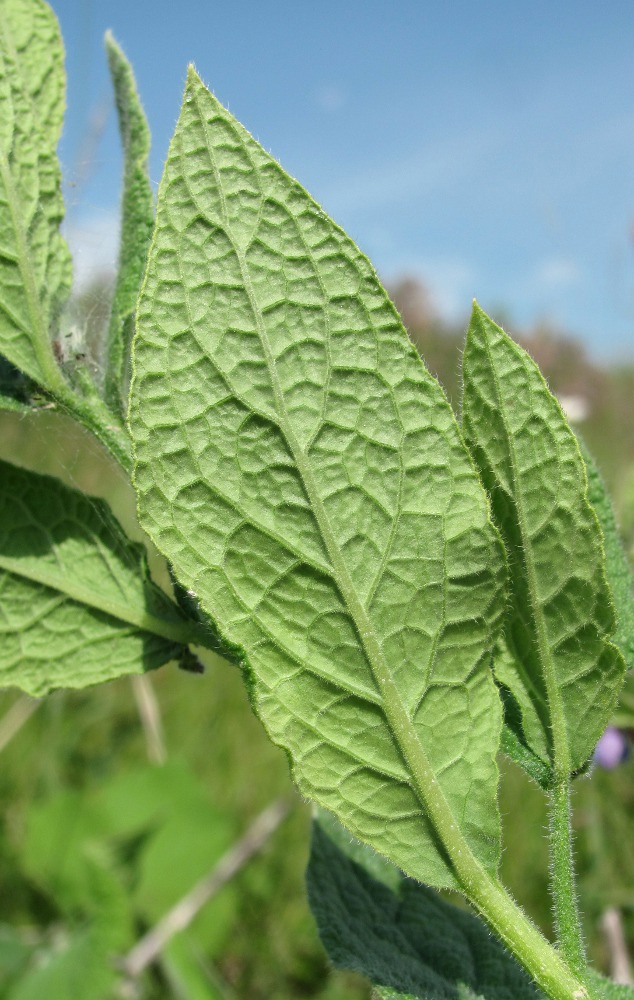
[462,304,625,776]
[0,0,71,391]
[307,811,543,1000]
[0,458,199,695]
[130,69,506,889]
[103,31,154,417]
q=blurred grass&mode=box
[0,294,633,997]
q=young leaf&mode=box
[0,0,72,392]
[103,31,154,417]
[0,458,198,695]
[130,69,506,890]
[462,304,626,777]
[307,811,543,1000]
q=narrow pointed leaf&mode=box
[0,459,196,696]
[130,70,506,888]
[0,0,71,390]
[462,304,625,776]
[307,811,542,1000]
[104,31,154,415]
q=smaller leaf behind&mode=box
[462,304,625,777]
[307,810,543,1000]
[103,31,154,417]
[577,440,634,730]
[579,438,634,672]
[0,458,196,695]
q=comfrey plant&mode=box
[1,2,633,998]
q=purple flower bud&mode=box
[594,727,630,769]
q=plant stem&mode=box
[369,682,592,998]
[549,775,586,975]
[370,678,593,999]
[408,755,592,1000]
[467,868,592,1000]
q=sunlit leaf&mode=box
[130,69,506,889]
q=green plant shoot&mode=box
[0,3,632,999]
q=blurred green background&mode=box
[0,278,632,999]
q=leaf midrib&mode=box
[477,317,570,776]
[0,551,193,646]
[189,76,485,883]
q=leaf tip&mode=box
[186,63,202,87]
[469,299,489,325]
[104,28,118,55]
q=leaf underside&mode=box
[130,69,506,889]
[307,811,543,1000]
[0,0,71,387]
[0,458,189,696]
[462,305,625,776]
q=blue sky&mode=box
[51,1,634,360]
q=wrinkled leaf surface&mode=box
[130,70,506,888]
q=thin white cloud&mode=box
[314,84,346,113]
[531,256,580,291]
[323,127,499,216]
